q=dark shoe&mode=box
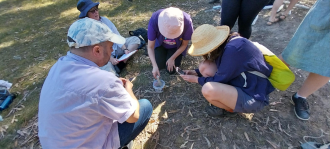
[116,61,127,74]
[205,105,237,117]
[209,0,220,4]
[114,65,121,74]
[291,93,310,120]
[301,142,329,149]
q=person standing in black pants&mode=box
[221,0,270,39]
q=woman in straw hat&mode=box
[147,7,194,79]
[181,24,275,117]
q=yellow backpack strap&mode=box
[241,71,268,88]
[247,71,268,79]
[241,72,247,87]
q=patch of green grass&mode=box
[0,0,202,148]
[0,0,77,146]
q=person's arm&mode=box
[168,15,193,71]
[180,74,199,83]
[147,13,161,78]
[194,69,203,77]
[169,40,189,60]
[110,55,119,65]
[166,40,189,72]
[197,44,251,86]
[148,40,157,68]
[181,69,200,83]
[121,45,130,54]
[120,78,140,123]
[97,78,139,124]
[183,69,198,76]
[147,40,160,78]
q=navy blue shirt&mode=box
[197,38,275,104]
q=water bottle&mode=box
[0,92,16,111]
[0,89,9,105]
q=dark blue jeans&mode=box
[118,99,153,147]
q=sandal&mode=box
[266,18,280,26]
[277,13,288,20]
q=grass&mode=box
[0,0,201,148]
[1,0,328,149]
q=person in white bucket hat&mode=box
[147,7,194,79]
[38,18,152,149]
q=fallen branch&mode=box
[266,140,278,148]
[283,130,293,138]
[203,136,211,148]
[244,132,250,142]
[6,87,37,117]
[189,142,194,149]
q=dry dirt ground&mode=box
[14,0,329,148]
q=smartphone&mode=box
[176,67,185,75]
[121,79,127,87]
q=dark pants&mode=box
[155,46,183,74]
[221,0,270,38]
[118,99,153,147]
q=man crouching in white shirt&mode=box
[38,18,152,149]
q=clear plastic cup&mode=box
[153,80,165,93]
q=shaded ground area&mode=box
[0,0,329,149]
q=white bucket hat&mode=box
[158,7,184,39]
[67,18,125,48]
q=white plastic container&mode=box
[153,80,165,93]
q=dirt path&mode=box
[130,1,330,148]
[13,0,329,148]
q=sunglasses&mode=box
[88,6,98,13]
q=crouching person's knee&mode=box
[138,99,153,119]
[201,82,215,100]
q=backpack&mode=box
[129,28,148,50]
[241,42,295,91]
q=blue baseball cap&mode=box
[67,18,125,48]
[77,0,99,18]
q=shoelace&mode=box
[210,105,221,110]
[300,99,310,111]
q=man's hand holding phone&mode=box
[119,78,133,89]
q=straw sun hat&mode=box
[188,24,230,56]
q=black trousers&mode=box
[221,0,270,39]
[154,46,183,74]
